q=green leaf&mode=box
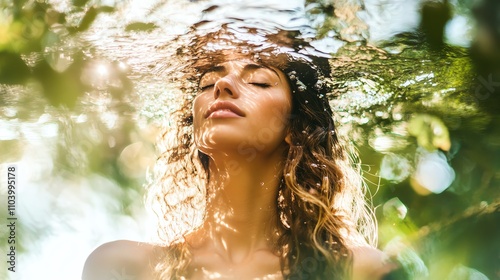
[74,6,98,32]
[72,0,90,8]
[408,114,451,151]
[0,52,30,84]
[125,22,158,32]
[33,59,84,108]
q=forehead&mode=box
[200,59,284,79]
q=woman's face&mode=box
[193,60,292,160]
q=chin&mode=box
[195,131,247,154]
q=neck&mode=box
[197,149,286,264]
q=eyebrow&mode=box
[200,63,281,80]
[242,63,281,80]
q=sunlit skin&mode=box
[82,60,397,280]
[187,60,293,278]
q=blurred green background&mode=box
[0,0,499,279]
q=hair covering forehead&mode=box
[179,23,332,95]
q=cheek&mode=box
[192,96,205,134]
[267,91,291,119]
[253,93,292,135]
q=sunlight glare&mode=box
[411,148,455,195]
[96,63,109,77]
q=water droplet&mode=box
[319,94,324,98]
[308,188,318,195]
[280,211,291,228]
[304,100,309,103]
[310,163,318,168]
[302,130,307,134]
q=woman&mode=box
[83,27,398,280]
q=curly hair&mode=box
[146,25,376,279]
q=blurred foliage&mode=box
[0,0,499,279]
[312,0,500,279]
[0,0,116,107]
[0,2,155,278]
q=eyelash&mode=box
[250,83,271,88]
[200,85,214,91]
[199,83,271,91]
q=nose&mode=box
[214,75,239,99]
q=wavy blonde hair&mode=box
[146,27,376,279]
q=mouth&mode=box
[205,101,245,118]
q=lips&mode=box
[205,101,245,118]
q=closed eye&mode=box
[249,83,271,88]
[200,84,214,91]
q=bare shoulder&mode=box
[82,240,164,280]
[351,246,398,280]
